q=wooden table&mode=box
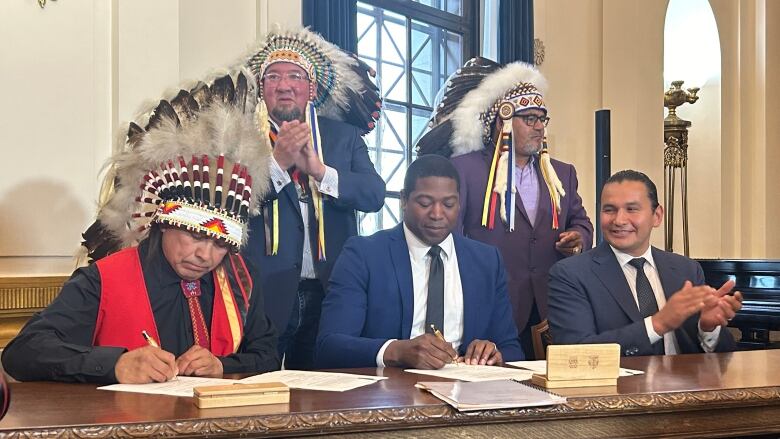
[1,350,779,438]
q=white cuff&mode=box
[376,339,396,367]
[698,322,721,353]
[269,157,291,193]
[644,316,663,344]
[314,165,339,198]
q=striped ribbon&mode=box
[307,103,327,261]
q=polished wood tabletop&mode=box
[1,349,779,438]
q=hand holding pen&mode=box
[430,324,459,365]
[113,331,178,384]
[382,326,459,369]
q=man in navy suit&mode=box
[548,170,742,356]
[242,28,385,370]
[316,155,523,369]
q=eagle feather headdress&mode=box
[83,25,381,262]
[82,71,271,261]
[417,57,565,231]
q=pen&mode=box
[141,330,160,348]
[141,330,178,381]
[430,324,458,364]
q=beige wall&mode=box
[767,0,780,258]
[711,0,780,259]
[0,1,112,275]
[0,0,301,276]
[536,0,779,258]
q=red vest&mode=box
[93,247,159,351]
[92,247,247,355]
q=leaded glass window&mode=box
[356,0,476,235]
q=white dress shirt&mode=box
[610,245,721,354]
[267,121,339,279]
[376,225,465,366]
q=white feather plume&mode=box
[97,102,271,248]
[450,62,546,157]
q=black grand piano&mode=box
[697,259,780,349]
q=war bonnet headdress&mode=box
[82,71,272,261]
[244,25,382,262]
[417,57,565,231]
[246,25,381,133]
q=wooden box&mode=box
[531,344,620,388]
[194,382,289,409]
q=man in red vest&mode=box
[2,80,280,384]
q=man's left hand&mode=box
[295,141,327,181]
[555,230,583,256]
[462,339,503,366]
[176,345,224,378]
[700,279,744,332]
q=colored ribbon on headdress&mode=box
[481,121,566,231]
[257,101,327,261]
[306,102,327,261]
[539,139,565,230]
[255,101,280,256]
[480,132,502,230]
[481,118,516,231]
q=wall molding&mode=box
[0,276,66,346]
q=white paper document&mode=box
[240,370,387,392]
[98,376,240,397]
[405,364,534,382]
[416,379,566,411]
[506,360,548,374]
[506,360,645,377]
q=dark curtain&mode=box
[302,0,358,53]
[497,0,534,64]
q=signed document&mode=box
[99,376,240,397]
[416,379,566,411]
[240,370,387,392]
[405,364,534,382]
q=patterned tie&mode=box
[628,258,665,354]
[181,280,210,349]
[425,245,444,335]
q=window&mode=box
[355,0,478,234]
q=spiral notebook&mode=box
[415,379,566,412]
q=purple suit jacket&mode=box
[451,149,593,333]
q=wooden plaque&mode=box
[531,343,620,388]
[193,382,289,409]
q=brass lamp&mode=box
[663,80,699,256]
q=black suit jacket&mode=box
[547,242,735,356]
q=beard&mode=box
[517,139,542,156]
[271,105,304,122]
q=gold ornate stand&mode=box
[663,80,699,256]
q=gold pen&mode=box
[141,330,178,381]
[141,330,160,348]
[430,324,458,364]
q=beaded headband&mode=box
[82,73,272,261]
[245,25,382,133]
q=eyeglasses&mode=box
[517,114,551,127]
[262,72,309,85]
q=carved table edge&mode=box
[2,386,780,438]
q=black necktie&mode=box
[628,258,665,354]
[425,245,444,334]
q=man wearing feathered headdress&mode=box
[3,87,280,383]
[241,26,385,370]
[417,58,593,359]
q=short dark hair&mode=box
[604,170,659,210]
[402,155,460,199]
